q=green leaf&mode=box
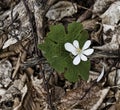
[64,69,79,82]
[64,60,90,82]
[78,60,90,80]
[67,22,83,39]
[38,22,91,82]
[47,24,66,43]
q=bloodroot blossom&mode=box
[64,40,94,65]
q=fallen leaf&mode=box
[46,1,77,21]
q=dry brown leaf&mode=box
[18,76,48,110]
[3,30,20,49]
[0,34,7,49]
[90,87,110,110]
[46,1,77,21]
[81,19,98,31]
[57,81,100,110]
[0,84,22,110]
[100,1,120,25]
[88,71,100,82]
[93,26,120,52]
[108,104,116,110]
[108,69,116,86]
[0,73,27,110]
[93,0,115,15]
[0,59,12,87]
[0,37,31,59]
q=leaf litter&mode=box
[0,0,120,110]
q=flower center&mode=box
[76,48,81,54]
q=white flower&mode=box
[64,40,94,65]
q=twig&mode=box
[77,5,93,12]
[21,57,45,70]
[77,6,93,22]
[42,71,55,110]
[12,52,21,79]
[22,0,41,57]
[80,81,96,100]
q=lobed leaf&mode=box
[39,22,90,82]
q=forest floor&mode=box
[0,0,120,110]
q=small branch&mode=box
[77,5,93,12]
[22,0,41,57]
[12,52,21,79]
[42,71,55,110]
[77,6,93,22]
[80,81,96,100]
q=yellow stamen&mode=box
[76,48,81,54]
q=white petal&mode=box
[83,49,94,56]
[73,55,81,65]
[82,40,91,50]
[64,43,77,55]
[73,40,79,48]
[97,66,105,82]
[80,54,87,61]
